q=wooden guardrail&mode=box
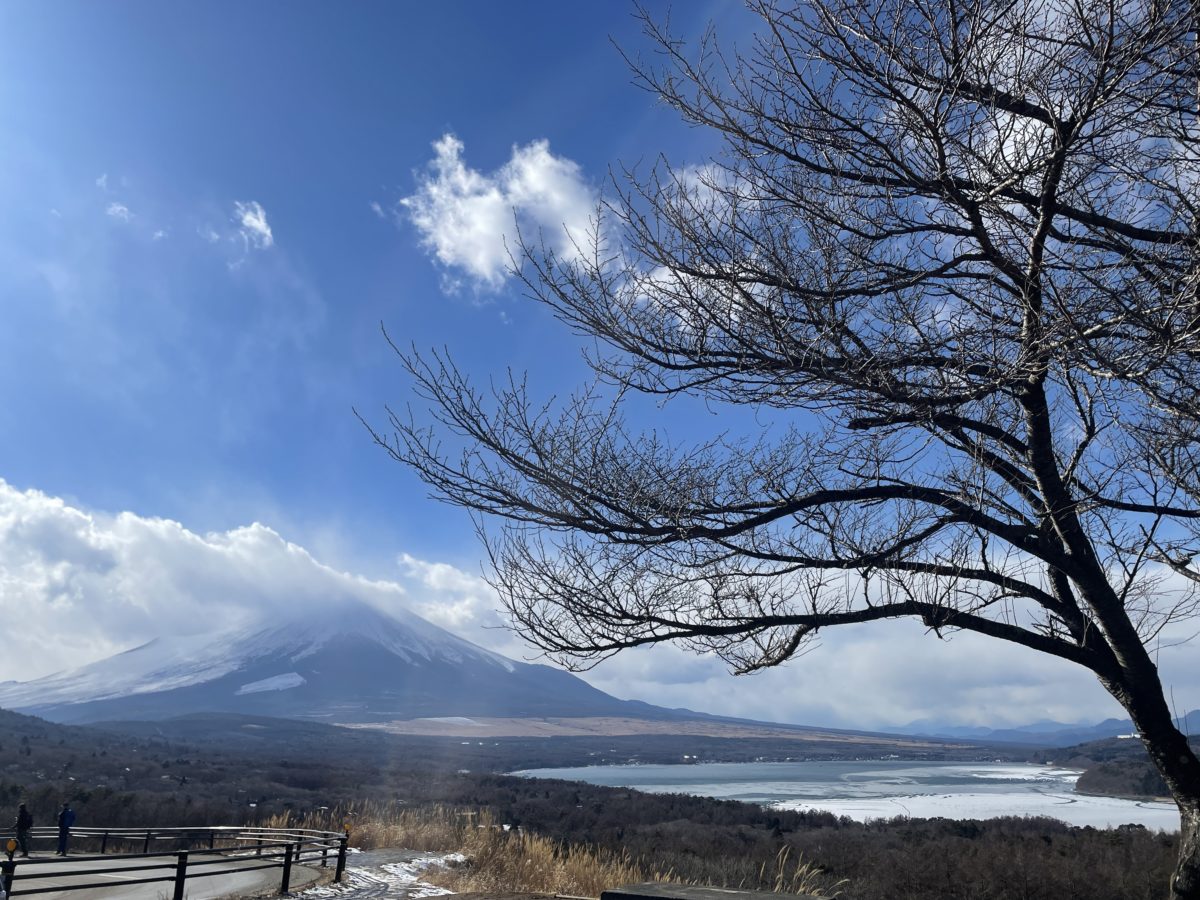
[0,825,348,897]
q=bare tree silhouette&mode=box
[371,2,1200,895]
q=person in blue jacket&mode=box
[55,802,75,856]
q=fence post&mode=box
[100,831,109,854]
[208,829,215,850]
[143,830,152,853]
[2,858,14,897]
[172,850,188,900]
[321,843,328,868]
[280,841,293,894]
[256,838,263,856]
[334,834,347,883]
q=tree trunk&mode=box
[1102,657,1200,899]
[1177,805,1200,900]
[1117,687,1200,900]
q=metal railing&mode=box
[1,825,348,897]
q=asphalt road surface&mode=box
[4,851,324,899]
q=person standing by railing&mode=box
[55,802,74,856]
[12,804,30,858]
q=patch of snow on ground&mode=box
[301,850,464,898]
[417,717,487,726]
[235,671,307,695]
[380,854,464,897]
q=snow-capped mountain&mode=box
[0,600,672,725]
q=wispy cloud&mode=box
[234,200,273,250]
[105,202,132,223]
[95,173,108,191]
[401,134,596,292]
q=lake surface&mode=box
[514,760,1181,830]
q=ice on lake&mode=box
[514,760,1180,831]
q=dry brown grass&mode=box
[425,820,648,896]
[263,802,466,851]
[263,802,843,898]
[759,847,847,898]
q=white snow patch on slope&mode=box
[235,672,307,695]
[0,632,247,708]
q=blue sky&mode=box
[0,1,1193,730]
[0,0,699,563]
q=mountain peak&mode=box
[0,597,658,725]
[235,598,515,672]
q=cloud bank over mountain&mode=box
[0,479,407,677]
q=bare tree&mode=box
[371,1,1200,895]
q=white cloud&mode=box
[369,201,386,219]
[581,623,1137,730]
[95,173,108,191]
[152,229,168,241]
[397,553,530,660]
[234,200,273,250]
[105,202,132,223]
[401,134,596,291]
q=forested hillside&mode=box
[1033,737,1200,799]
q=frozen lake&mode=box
[514,759,1181,831]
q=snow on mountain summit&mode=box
[236,598,516,672]
[0,597,659,725]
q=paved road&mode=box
[4,852,324,899]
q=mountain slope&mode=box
[0,600,686,725]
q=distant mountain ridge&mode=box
[894,711,1200,747]
[0,600,694,725]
